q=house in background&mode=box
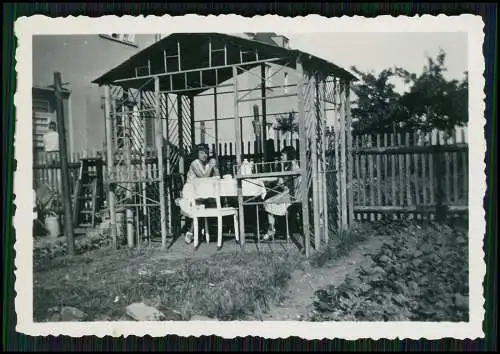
[32,86,71,163]
[32,34,158,156]
[185,32,298,146]
[33,32,300,158]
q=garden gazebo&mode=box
[92,32,356,257]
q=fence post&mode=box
[433,144,448,222]
[52,72,75,256]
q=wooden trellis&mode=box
[94,33,356,256]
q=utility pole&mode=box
[51,72,75,255]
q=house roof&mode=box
[92,32,357,95]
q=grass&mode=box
[34,246,300,321]
[308,222,373,268]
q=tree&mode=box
[350,50,468,136]
[396,50,468,135]
[350,67,404,134]
[275,110,298,143]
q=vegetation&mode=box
[34,238,299,321]
[307,221,468,321]
[351,50,468,136]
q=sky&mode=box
[283,32,468,92]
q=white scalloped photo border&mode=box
[13,14,486,339]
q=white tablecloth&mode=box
[178,177,267,217]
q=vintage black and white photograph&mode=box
[15,15,485,339]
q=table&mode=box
[178,177,267,218]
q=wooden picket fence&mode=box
[351,129,468,220]
[33,128,469,221]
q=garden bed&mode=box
[306,222,468,321]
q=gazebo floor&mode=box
[147,232,304,260]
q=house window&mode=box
[99,34,137,47]
[284,72,289,93]
[33,98,50,113]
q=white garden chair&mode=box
[188,178,239,249]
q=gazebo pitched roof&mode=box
[92,32,356,95]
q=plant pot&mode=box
[45,215,61,238]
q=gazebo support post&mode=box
[311,75,321,251]
[155,76,168,249]
[260,64,268,163]
[345,80,354,226]
[104,85,117,249]
[321,78,329,243]
[233,65,245,248]
[177,93,184,174]
[296,59,311,257]
[339,81,348,230]
[214,87,219,154]
[190,96,195,148]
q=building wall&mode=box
[33,33,301,155]
[33,34,158,154]
[32,88,70,162]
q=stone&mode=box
[126,302,166,321]
[161,308,183,321]
[60,306,87,321]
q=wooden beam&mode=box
[155,77,168,249]
[53,72,75,255]
[177,94,184,173]
[123,103,134,248]
[345,81,354,226]
[190,96,195,147]
[339,82,348,230]
[233,65,245,248]
[261,64,268,162]
[312,75,321,251]
[296,60,310,258]
[112,58,284,84]
[321,78,329,243]
[214,87,219,153]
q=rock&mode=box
[60,306,87,321]
[453,293,468,309]
[126,302,166,321]
[161,308,183,321]
[190,315,213,321]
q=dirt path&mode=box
[262,235,387,321]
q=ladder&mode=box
[72,157,104,230]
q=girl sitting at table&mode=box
[262,146,301,241]
[182,144,220,244]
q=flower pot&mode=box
[45,215,60,238]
